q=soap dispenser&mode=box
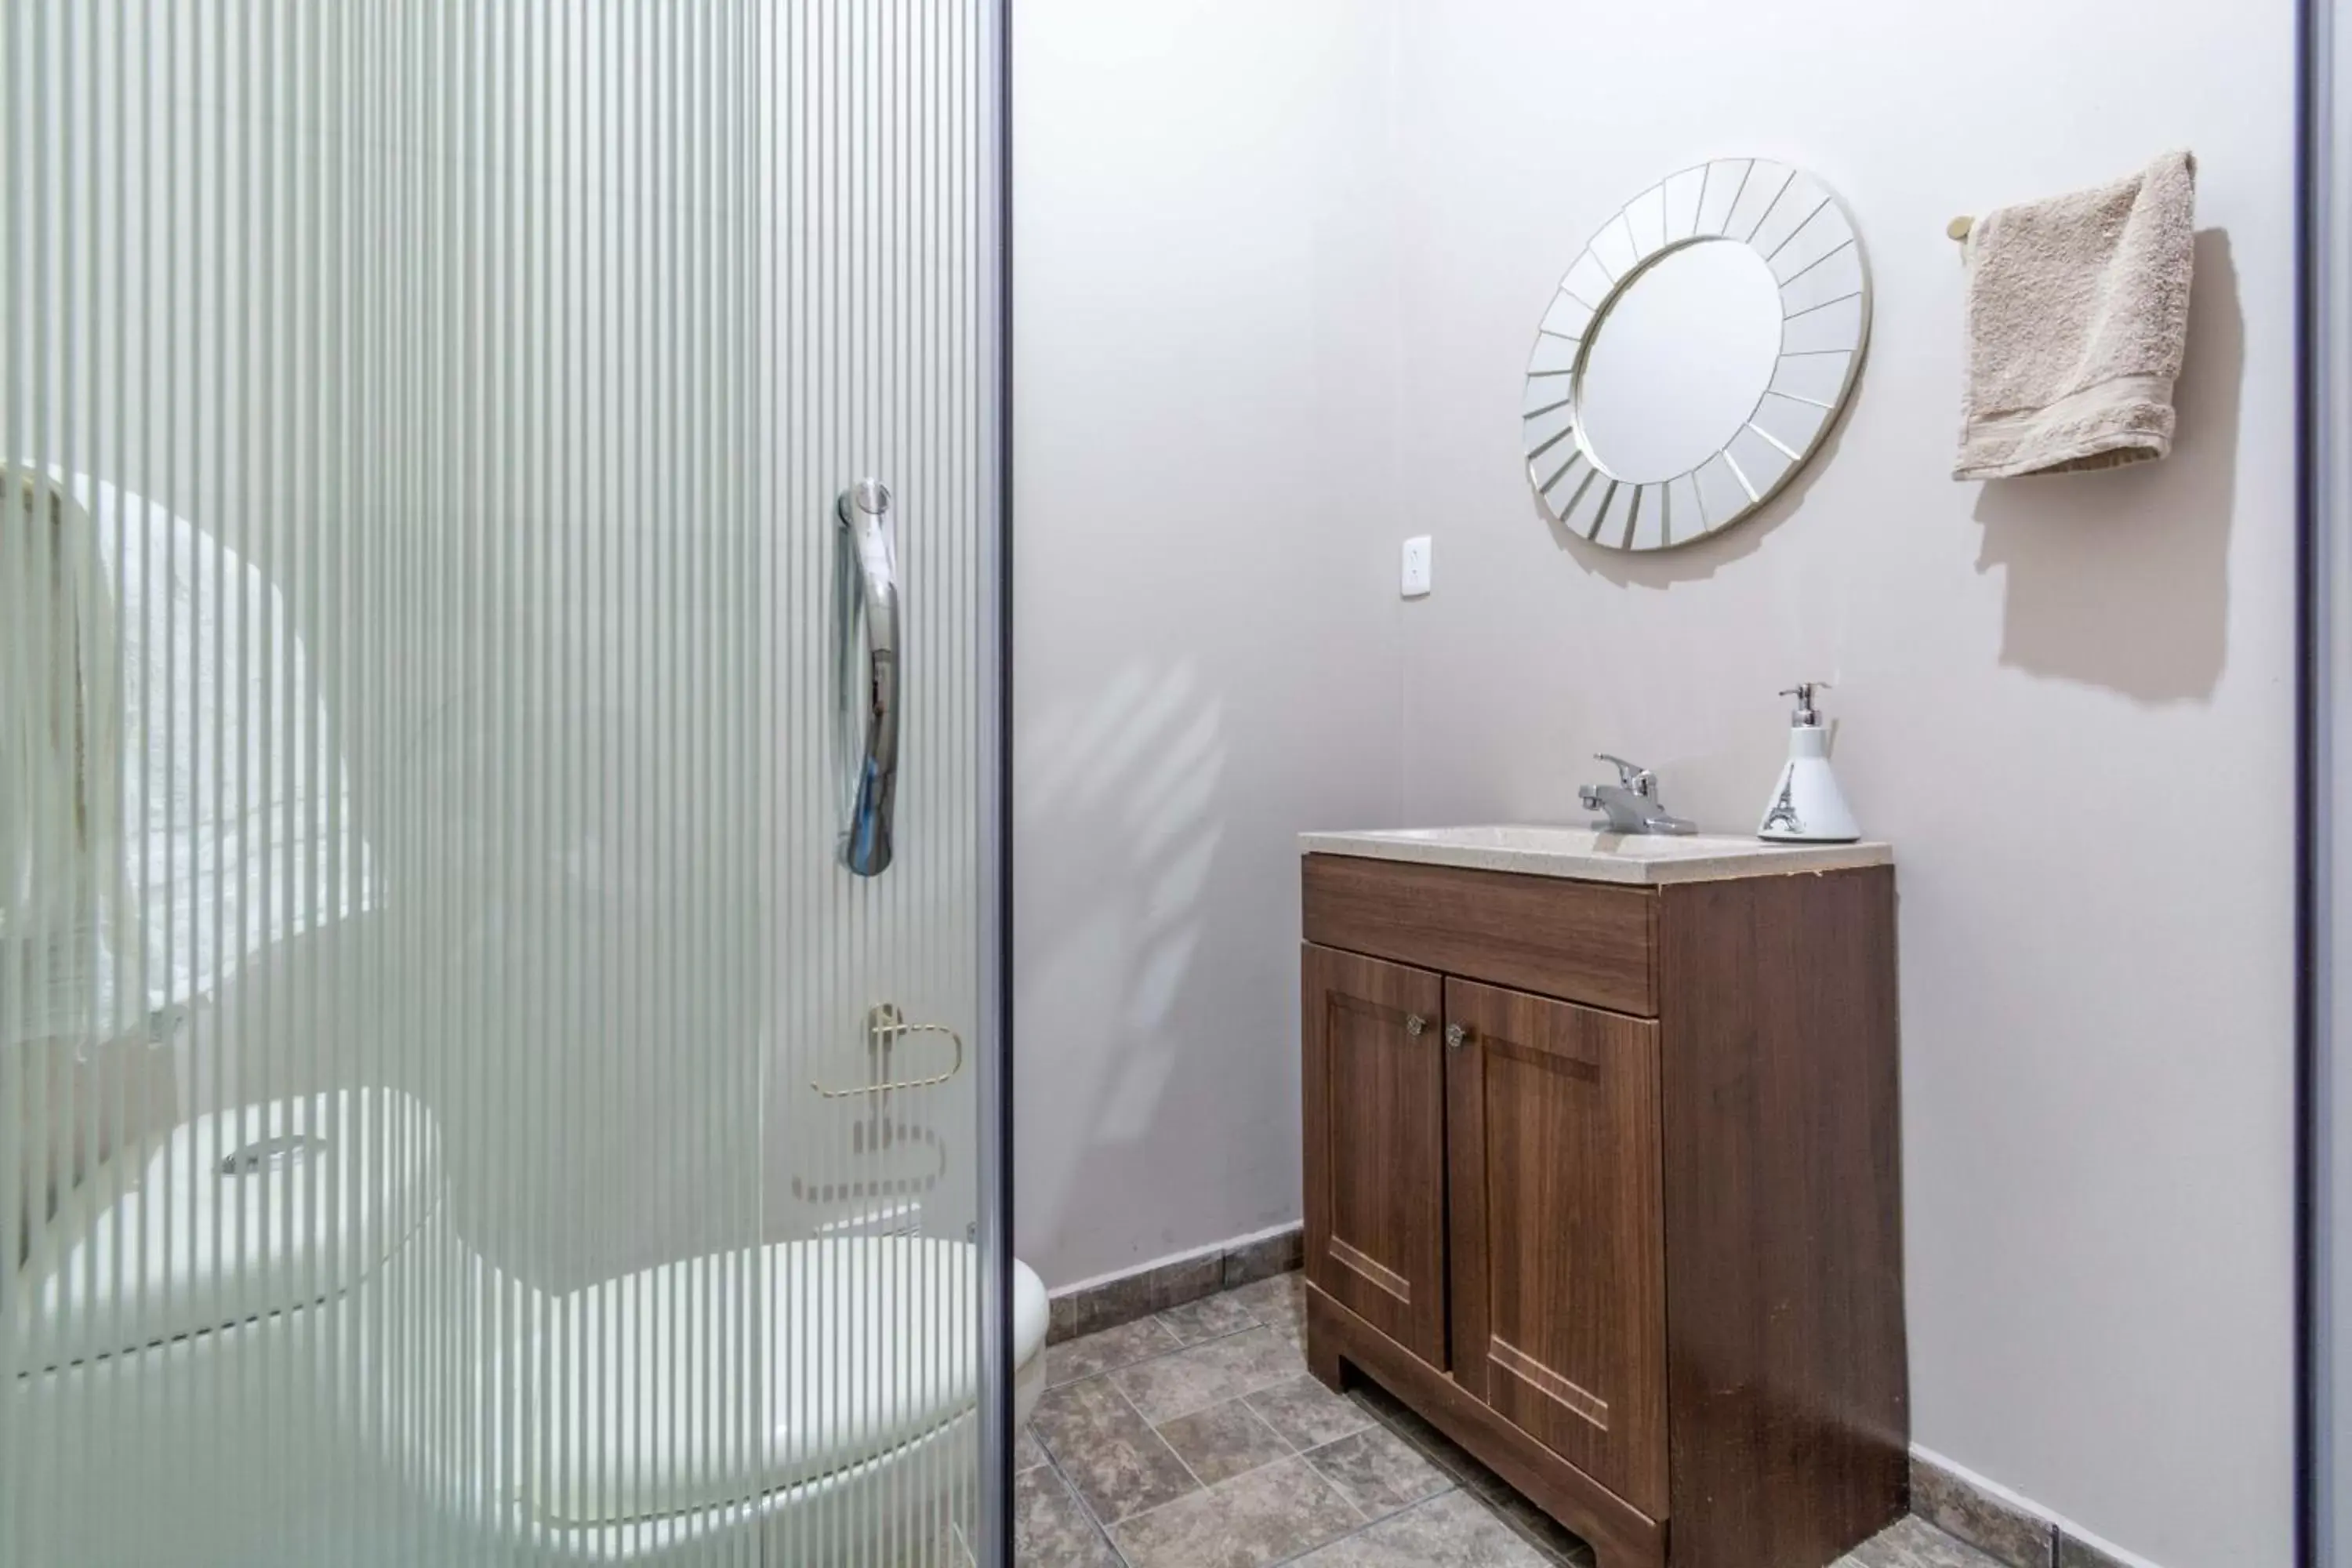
[1757,682,1860,843]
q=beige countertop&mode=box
[1298,824,1893,886]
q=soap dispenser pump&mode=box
[1757,682,1860,843]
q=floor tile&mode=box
[1109,1454,1366,1568]
[1338,1378,1583,1557]
[1156,1397,1298,1486]
[1046,1316,1181,1388]
[1344,1378,1413,1425]
[1477,1486,1595,1565]
[1247,1372,1374,1450]
[1349,1381,1508,1495]
[1304,1425,1454,1519]
[1158,1291,1261,1345]
[1029,1375,1202,1524]
[1016,1424,1050,1472]
[1111,1324,1308,1424]
[1838,1518,2014,1568]
[1290,1489,1554,1566]
[1225,1270,1305,1330]
[1011,1464,1120,1568]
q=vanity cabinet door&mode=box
[1302,943,1450,1370]
[1446,976,1668,1519]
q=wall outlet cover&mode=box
[1402,535,1432,597]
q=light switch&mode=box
[1401,535,1432,598]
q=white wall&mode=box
[1017,2,2297,1564]
[1381,5,2296,1565]
[1012,0,1404,1290]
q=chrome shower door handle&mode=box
[836,479,900,877]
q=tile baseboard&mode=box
[1045,1225,1305,1344]
[1911,1450,2162,1568]
[1222,1225,1307,1289]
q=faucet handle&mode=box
[1593,753,1654,793]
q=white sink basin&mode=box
[1298,824,1891,885]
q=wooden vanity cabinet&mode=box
[1300,853,1906,1568]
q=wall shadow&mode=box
[1013,659,1230,1282]
[1970,228,2241,705]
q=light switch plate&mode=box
[1401,535,1432,597]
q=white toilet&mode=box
[6,1089,1047,1567]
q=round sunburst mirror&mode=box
[1523,158,1870,551]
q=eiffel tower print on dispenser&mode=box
[1756,682,1860,842]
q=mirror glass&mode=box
[1523,158,1871,551]
[1575,239,1784,485]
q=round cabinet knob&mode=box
[1445,1024,1468,1050]
[1404,1014,1428,1037]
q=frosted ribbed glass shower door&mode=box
[1,3,1004,1566]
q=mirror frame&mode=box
[1523,158,1871,552]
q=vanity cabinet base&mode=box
[1308,1283,1667,1568]
[1301,857,1907,1568]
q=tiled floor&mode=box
[1013,1270,2003,1568]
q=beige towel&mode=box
[1955,151,2197,480]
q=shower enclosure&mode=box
[1,2,1010,1563]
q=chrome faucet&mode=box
[1578,754,1697,836]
